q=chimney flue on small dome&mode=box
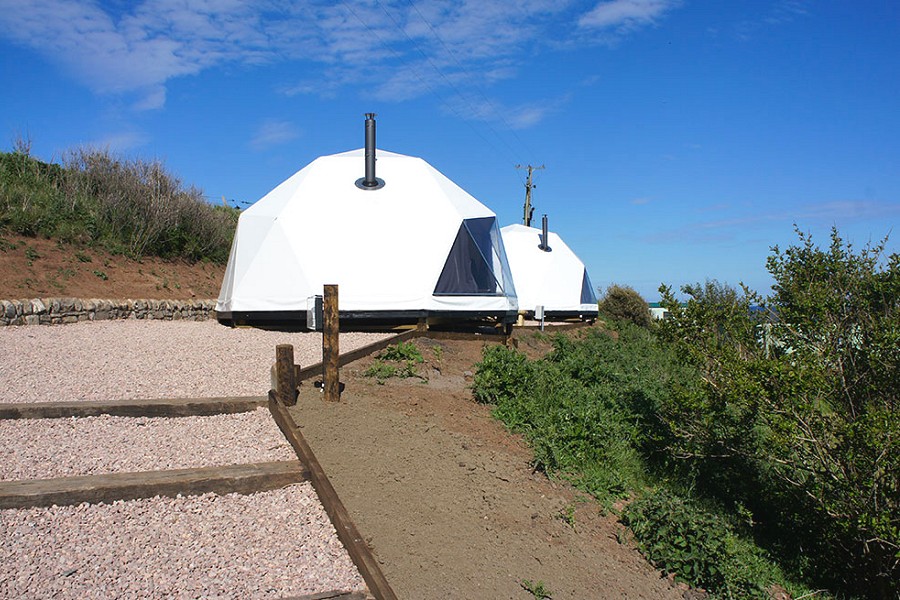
[356,112,385,190]
[538,214,551,252]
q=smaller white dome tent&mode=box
[500,222,598,320]
[216,147,518,328]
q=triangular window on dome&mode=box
[580,268,598,305]
[434,217,516,297]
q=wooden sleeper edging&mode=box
[0,460,308,509]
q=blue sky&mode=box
[1,1,898,300]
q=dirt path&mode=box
[288,335,686,599]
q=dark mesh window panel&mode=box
[434,220,499,295]
[580,268,598,304]
[463,217,495,263]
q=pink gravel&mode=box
[0,408,294,481]
[0,319,389,403]
[0,484,366,599]
[0,320,391,598]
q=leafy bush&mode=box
[598,284,652,327]
[623,490,780,599]
[658,227,899,598]
[472,343,533,405]
[473,327,696,505]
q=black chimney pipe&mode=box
[356,113,385,190]
[539,214,551,252]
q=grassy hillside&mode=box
[0,147,238,264]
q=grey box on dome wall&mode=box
[306,295,323,331]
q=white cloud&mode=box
[132,86,167,111]
[0,0,273,109]
[250,120,300,151]
[440,93,569,131]
[0,0,679,126]
[578,0,680,32]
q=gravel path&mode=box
[0,484,366,599]
[0,408,294,481]
[0,319,389,403]
[0,320,390,598]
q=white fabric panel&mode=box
[217,149,515,313]
[216,234,239,310]
[501,224,599,314]
[226,221,313,311]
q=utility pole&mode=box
[516,164,544,227]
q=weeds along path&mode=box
[288,337,685,600]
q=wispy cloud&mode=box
[802,200,900,221]
[437,92,570,131]
[0,0,274,110]
[250,120,300,151]
[84,130,151,153]
[727,0,812,42]
[642,199,900,244]
[578,0,680,34]
[765,0,811,25]
[0,0,681,125]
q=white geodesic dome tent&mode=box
[216,148,518,326]
[500,223,598,320]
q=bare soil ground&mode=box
[289,336,689,600]
[0,233,224,299]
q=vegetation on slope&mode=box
[0,145,238,263]
[474,227,898,599]
[657,228,899,598]
[597,283,652,327]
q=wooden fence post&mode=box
[323,284,340,402]
[275,344,297,406]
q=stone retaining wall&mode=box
[0,298,217,326]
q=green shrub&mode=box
[623,490,778,599]
[658,227,900,598]
[598,284,651,327]
[472,344,533,405]
[473,327,697,505]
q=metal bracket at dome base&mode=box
[355,177,385,190]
